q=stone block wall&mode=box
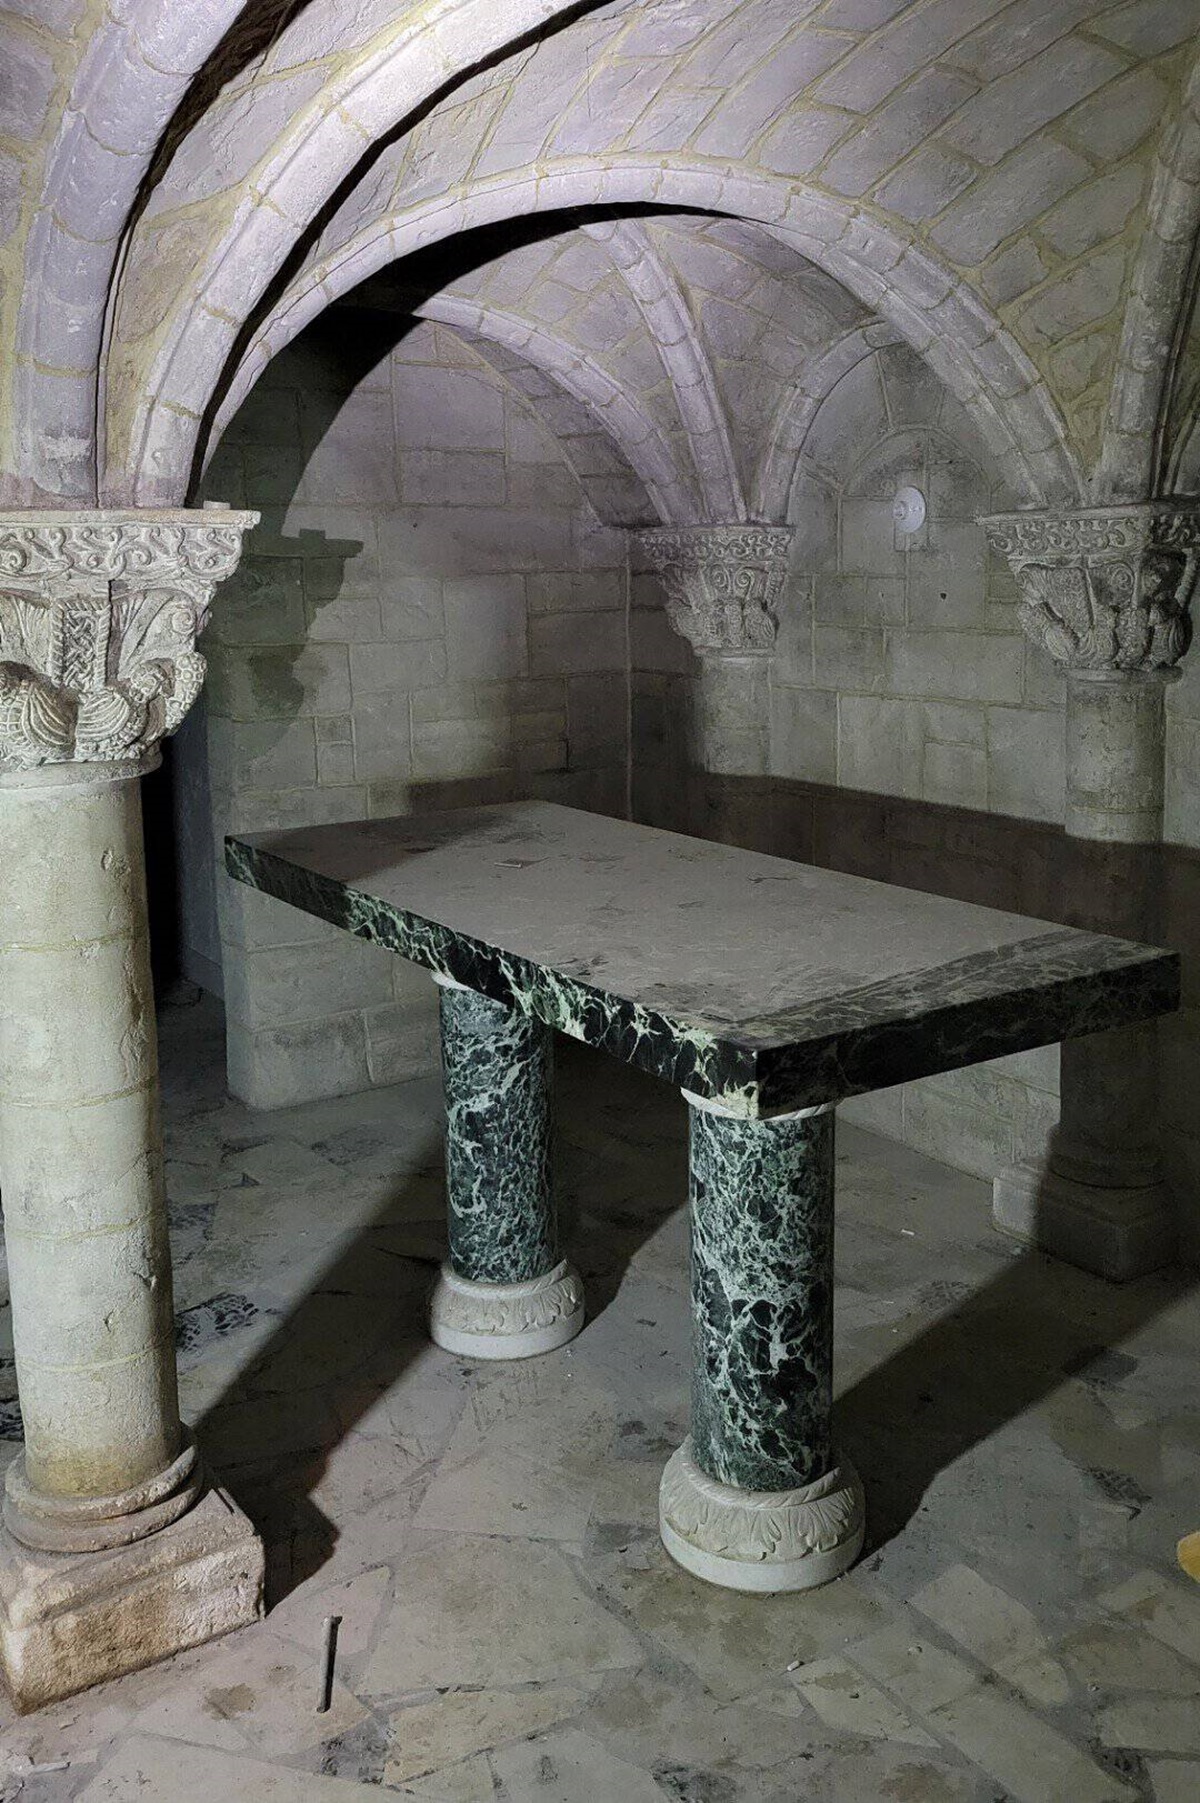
[171,308,1200,1257]
[183,308,629,1108]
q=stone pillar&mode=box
[429,976,584,1359]
[659,1092,864,1592]
[0,509,264,1710]
[982,502,1200,1279]
[639,525,794,777]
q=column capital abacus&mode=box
[980,501,1200,676]
[0,507,258,771]
[639,524,795,656]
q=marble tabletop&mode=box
[227,802,1178,1116]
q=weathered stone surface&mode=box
[639,525,794,656]
[982,504,1200,678]
[0,510,258,770]
[0,508,262,1708]
[0,1483,263,1713]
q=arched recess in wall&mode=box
[10,0,591,502]
[1095,51,1200,504]
[789,339,1011,513]
[753,322,904,521]
[110,163,1083,515]
[419,318,657,527]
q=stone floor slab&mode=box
[2,995,1197,1802]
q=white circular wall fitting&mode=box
[892,485,926,533]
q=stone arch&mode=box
[587,219,746,523]
[752,323,904,522]
[12,0,588,504]
[1095,52,1200,503]
[117,161,1084,513]
[9,0,254,501]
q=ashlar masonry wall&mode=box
[183,307,630,1109]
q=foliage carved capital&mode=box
[981,503,1200,674]
[639,525,795,655]
[0,509,257,770]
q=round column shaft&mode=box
[1065,669,1169,843]
[659,1092,863,1593]
[429,978,584,1359]
[980,502,1198,1281]
[0,761,200,1550]
[1044,670,1175,1269]
[694,653,771,776]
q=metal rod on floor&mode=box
[316,1614,341,1712]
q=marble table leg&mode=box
[429,976,584,1359]
[659,1091,864,1593]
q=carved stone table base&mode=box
[430,1259,585,1359]
[430,976,584,1360]
[0,1485,263,1714]
[660,1438,864,1593]
[661,1092,862,1592]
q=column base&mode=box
[0,1482,264,1713]
[659,1438,865,1594]
[992,1161,1176,1281]
[4,1434,203,1553]
[429,1258,585,1360]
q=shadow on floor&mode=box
[837,1243,1197,1555]
[173,1002,1194,1597]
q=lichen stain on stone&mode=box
[204,1681,256,1719]
[880,1764,964,1803]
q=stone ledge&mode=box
[0,1483,264,1713]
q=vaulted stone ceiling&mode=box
[4,0,1199,515]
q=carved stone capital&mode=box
[0,508,258,770]
[981,502,1200,674]
[639,525,794,655]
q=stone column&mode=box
[0,509,264,1710]
[659,1092,864,1592]
[429,977,584,1359]
[639,525,794,777]
[982,502,1200,1279]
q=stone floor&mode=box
[0,993,1198,1802]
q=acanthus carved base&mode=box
[659,1438,865,1593]
[430,1258,586,1359]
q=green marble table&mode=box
[227,802,1178,1593]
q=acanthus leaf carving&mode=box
[981,503,1200,675]
[0,510,257,771]
[660,1440,864,1565]
[639,525,795,655]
